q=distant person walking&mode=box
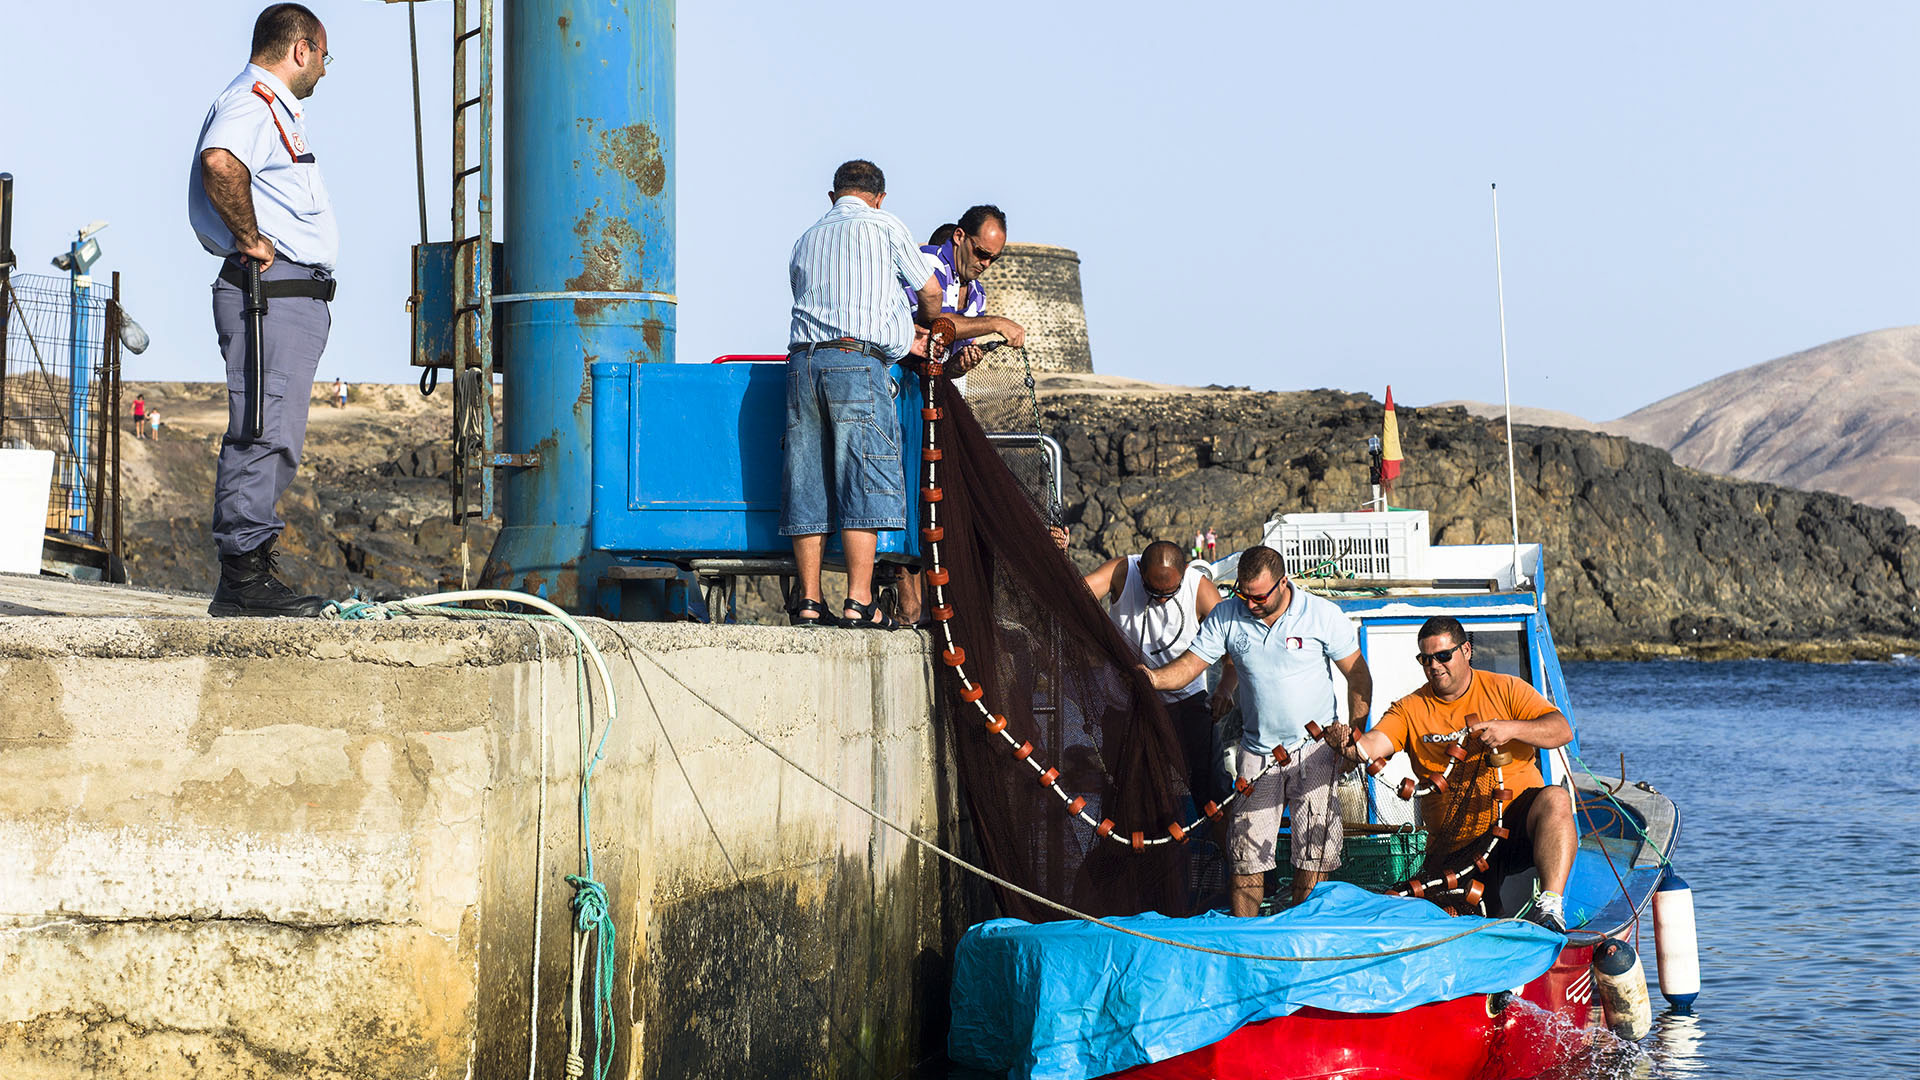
[131,394,148,439]
[188,3,335,617]
[1205,527,1217,560]
[1194,530,1205,559]
[332,377,346,409]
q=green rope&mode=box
[1568,750,1673,868]
[326,594,620,1076]
[566,874,616,1080]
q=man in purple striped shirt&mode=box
[896,206,1027,625]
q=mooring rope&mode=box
[328,590,619,1080]
[623,645,1529,964]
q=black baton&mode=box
[244,258,268,440]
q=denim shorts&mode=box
[780,345,907,535]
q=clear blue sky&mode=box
[3,2,1915,421]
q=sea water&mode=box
[1567,658,1920,1079]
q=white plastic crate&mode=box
[1266,511,1429,580]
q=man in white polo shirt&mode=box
[1146,544,1373,915]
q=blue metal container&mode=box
[589,360,922,563]
[485,0,675,610]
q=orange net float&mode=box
[1444,871,1460,891]
[1365,757,1387,777]
[931,604,955,622]
[1235,778,1253,797]
[1037,767,1059,786]
[926,568,950,586]
[1271,744,1292,767]
[930,316,959,348]
[1067,796,1087,815]
[921,526,944,543]
[1167,822,1188,843]
[1462,880,1485,906]
[1130,831,1145,852]
[922,406,944,421]
[922,446,944,462]
[1489,825,1510,840]
[1409,878,1428,898]
[941,646,966,666]
[1203,801,1223,821]
[923,359,945,378]
[922,486,945,503]
[1429,774,1450,793]
[1447,743,1470,762]
[1013,741,1034,761]
[983,714,1007,734]
[1397,778,1418,800]
[1474,855,1491,874]
[1096,819,1116,838]
[1495,787,1513,804]
[1305,721,1325,741]
[959,684,984,703]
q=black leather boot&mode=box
[207,537,328,618]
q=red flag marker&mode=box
[1381,385,1404,490]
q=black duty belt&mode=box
[788,337,890,363]
[220,260,337,302]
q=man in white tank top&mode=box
[1082,540,1226,806]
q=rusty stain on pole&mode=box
[484,0,675,610]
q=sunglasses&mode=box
[1238,578,1284,605]
[1415,646,1462,667]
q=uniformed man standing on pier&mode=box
[187,3,336,617]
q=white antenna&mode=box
[1490,184,1523,589]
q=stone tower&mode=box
[980,243,1093,374]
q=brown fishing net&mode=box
[925,373,1201,921]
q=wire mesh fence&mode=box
[1,271,121,547]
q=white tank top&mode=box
[1111,555,1208,701]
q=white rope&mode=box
[624,645,1524,964]
[526,624,549,1080]
[1490,183,1524,589]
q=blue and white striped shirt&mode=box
[789,197,935,359]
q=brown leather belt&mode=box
[788,337,890,362]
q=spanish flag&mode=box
[1381,386,1403,489]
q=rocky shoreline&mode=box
[1032,385,1920,662]
[108,381,1920,660]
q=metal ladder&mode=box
[449,0,496,519]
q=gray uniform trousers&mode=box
[209,257,333,557]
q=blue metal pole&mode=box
[67,254,90,536]
[485,0,675,611]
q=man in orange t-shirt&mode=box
[1329,616,1577,931]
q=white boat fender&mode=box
[1592,938,1653,1041]
[1653,868,1701,1013]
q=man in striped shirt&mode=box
[785,160,1011,628]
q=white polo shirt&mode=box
[1187,583,1359,754]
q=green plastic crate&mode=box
[1278,825,1427,891]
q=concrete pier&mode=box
[0,580,977,1078]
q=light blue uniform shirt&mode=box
[188,65,339,270]
[1188,585,1360,755]
[788,197,936,360]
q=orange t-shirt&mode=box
[1373,670,1557,855]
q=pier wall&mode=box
[0,616,974,1079]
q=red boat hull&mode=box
[1107,943,1596,1080]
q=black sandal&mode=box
[841,596,899,630]
[787,597,836,627]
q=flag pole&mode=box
[1491,184,1524,589]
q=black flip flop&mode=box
[787,597,837,628]
[841,596,900,630]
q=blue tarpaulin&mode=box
[948,883,1564,1080]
